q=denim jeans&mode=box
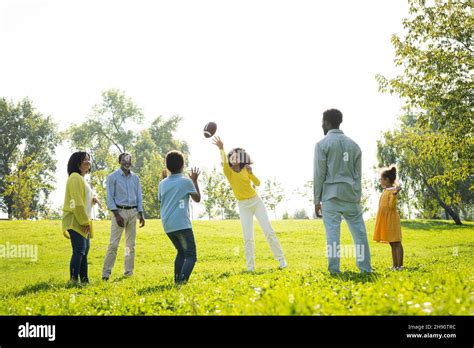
[166,229,197,284]
[321,198,372,274]
[69,229,90,283]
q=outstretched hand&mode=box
[189,167,201,182]
[212,136,224,150]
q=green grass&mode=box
[0,219,472,315]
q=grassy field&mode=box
[0,219,472,315]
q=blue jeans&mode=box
[321,198,372,274]
[69,229,90,283]
[166,229,197,284]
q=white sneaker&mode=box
[279,259,288,269]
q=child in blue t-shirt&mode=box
[158,151,201,285]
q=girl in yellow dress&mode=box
[373,166,404,270]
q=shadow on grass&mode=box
[401,220,471,231]
[137,284,175,295]
[202,271,234,281]
[15,280,69,297]
[329,271,379,284]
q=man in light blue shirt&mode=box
[102,152,145,280]
[314,109,372,274]
[158,151,201,285]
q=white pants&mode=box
[237,195,285,270]
[102,208,137,278]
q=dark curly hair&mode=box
[227,148,253,170]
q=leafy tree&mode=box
[0,97,60,219]
[215,179,238,220]
[149,115,189,157]
[201,168,220,220]
[292,208,309,220]
[377,121,466,224]
[360,176,373,215]
[4,156,52,220]
[67,89,186,219]
[260,178,285,219]
[376,0,472,224]
[139,152,164,219]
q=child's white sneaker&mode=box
[279,259,288,269]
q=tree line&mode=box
[0,89,289,220]
[1,0,471,223]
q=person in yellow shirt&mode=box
[373,165,404,271]
[62,152,101,284]
[212,136,287,272]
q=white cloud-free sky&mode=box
[0,0,407,219]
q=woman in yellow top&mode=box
[212,136,287,272]
[373,165,404,271]
[62,152,101,284]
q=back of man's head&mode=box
[323,109,343,128]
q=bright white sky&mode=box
[0,0,407,219]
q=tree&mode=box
[0,97,60,219]
[360,176,373,215]
[375,0,472,224]
[67,89,143,217]
[67,89,187,219]
[4,156,52,220]
[201,168,220,220]
[138,152,164,219]
[260,178,285,219]
[377,121,466,224]
[215,179,238,220]
[149,115,189,158]
[292,209,309,220]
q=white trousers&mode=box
[237,195,285,270]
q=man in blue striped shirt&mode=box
[102,152,145,280]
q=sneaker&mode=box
[279,259,288,269]
[102,276,109,281]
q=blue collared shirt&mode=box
[106,169,144,213]
[314,129,362,204]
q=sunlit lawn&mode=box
[0,219,472,315]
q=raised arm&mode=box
[189,167,202,203]
[212,136,231,178]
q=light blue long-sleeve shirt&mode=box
[106,169,144,213]
[314,129,362,204]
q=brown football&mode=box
[204,122,217,138]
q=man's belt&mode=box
[116,205,137,210]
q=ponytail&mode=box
[381,165,397,184]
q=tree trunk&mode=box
[6,195,13,220]
[424,180,462,225]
